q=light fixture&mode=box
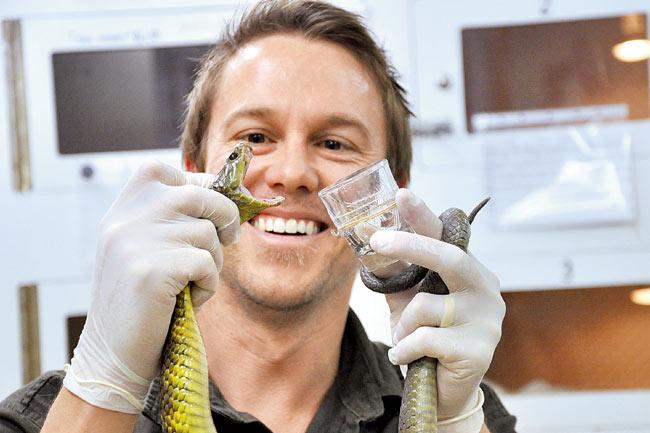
[629,287,650,305]
[612,38,650,62]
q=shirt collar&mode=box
[143,309,403,428]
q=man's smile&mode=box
[250,215,324,235]
[245,210,332,246]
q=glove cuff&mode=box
[62,316,151,414]
[438,387,485,433]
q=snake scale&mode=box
[159,142,283,433]
[360,198,489,433]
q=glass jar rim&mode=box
[318,159,389,198]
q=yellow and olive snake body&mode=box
[159,142,283,433]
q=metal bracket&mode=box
[411,119,453,138]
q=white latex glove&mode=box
[63,160,240,413]
[369,189,505,433]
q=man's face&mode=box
[203,34,387,311]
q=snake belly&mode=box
[159,142,283,433]
[360,199,489,433]
[160,286,217,433]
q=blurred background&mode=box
[1,0,650,431]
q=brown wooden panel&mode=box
[487,286,650,391]
[19,284,40,384]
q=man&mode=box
[0,1,514,432]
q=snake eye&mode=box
[228,152,239,161]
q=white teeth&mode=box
[285,219,298,233]
[273,218,285,233]
[252,216,321,235]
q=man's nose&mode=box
[263,138,319,194]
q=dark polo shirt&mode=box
[0,310,516,433]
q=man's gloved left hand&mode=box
[369,189,505,433]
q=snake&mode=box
[159,141,284,433]
[359,198,490,433]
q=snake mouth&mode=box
[238,185,285,206]
[239,184,253,197]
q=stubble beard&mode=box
[221,240,358,314]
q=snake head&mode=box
[212,141,252,192]
[212,141,284,224]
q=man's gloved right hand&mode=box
[63,160,240,414]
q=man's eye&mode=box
[246,133,266,144]
[323,139,342,150]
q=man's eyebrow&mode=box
[317,114,370,139]
[222,107,275,130]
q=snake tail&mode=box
[467,197,490,225]
[160,286,217,433]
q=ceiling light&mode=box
[629,287,650,306]
[612,38,650,62]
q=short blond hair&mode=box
[181,0,413,184]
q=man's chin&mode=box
[220,231,359,313]
[221,251,357,314]
[223,263,334,313]
[238,284,319,312]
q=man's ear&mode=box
[184,155,198,172]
